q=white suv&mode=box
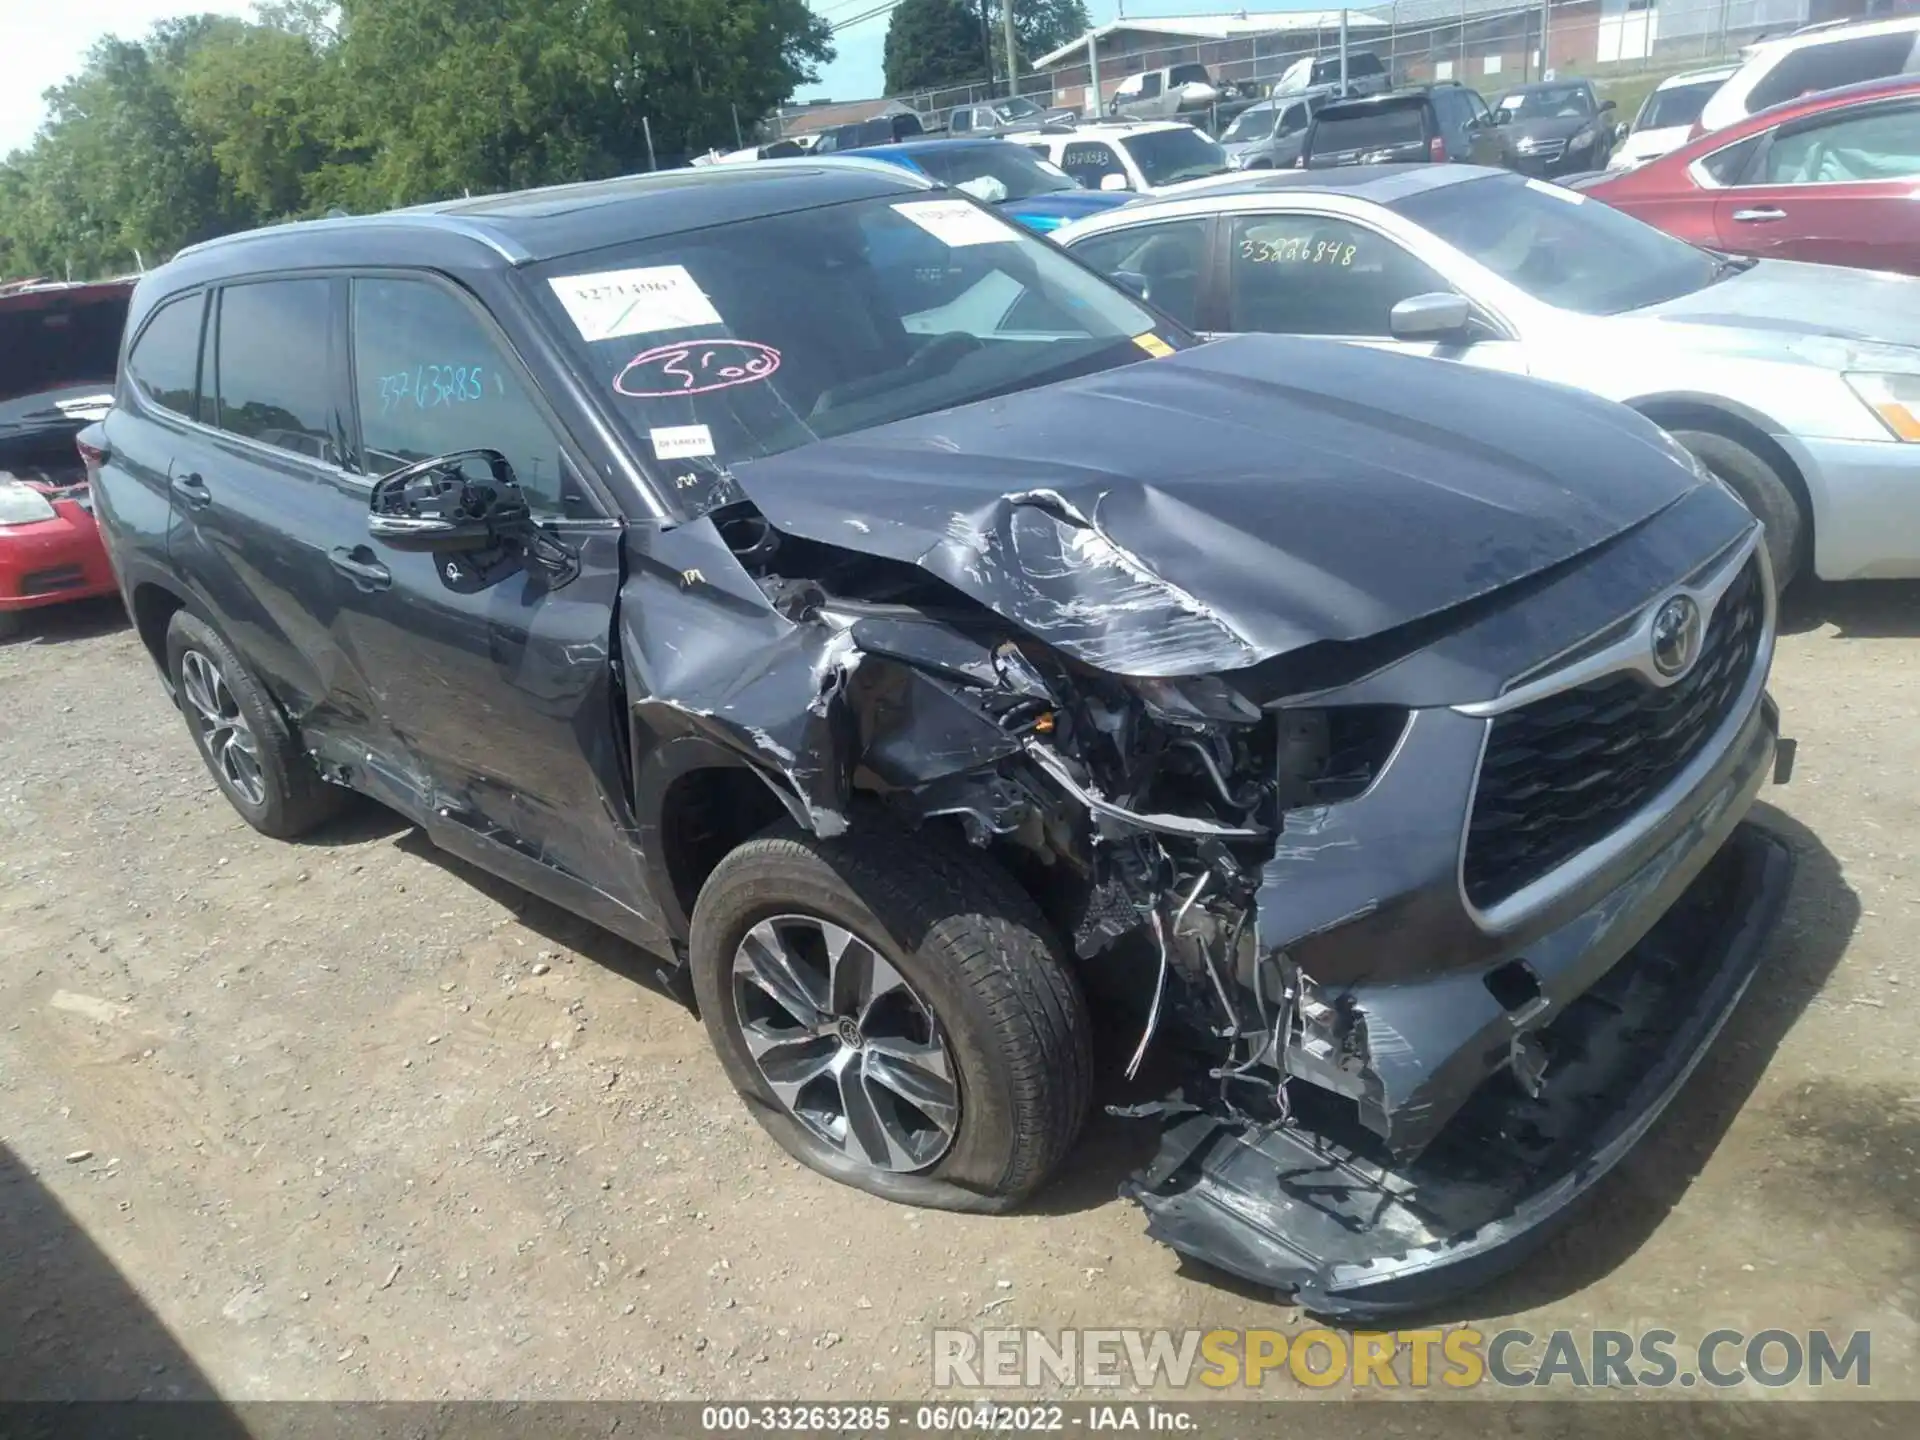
[1015,121,1230,194]
[1696,15,1920,134]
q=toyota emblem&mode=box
[1650,595,1703,679]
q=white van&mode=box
[1696,15,1920,134]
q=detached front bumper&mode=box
[0,497,117,616]
[1124,819,1792,1319]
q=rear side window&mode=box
[212,280,338,463]
[1069,218,1211,330]
[125,295,203,417]
[350,276,579,518]
[1761,102,1920,182]
[1168,65,1209,87]
[1310,104,1429,153]
[1745,32,1918,113]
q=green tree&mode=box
[884,0,988,96]
[1006,0,1090,74]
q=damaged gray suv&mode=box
[90,158,1793,1317]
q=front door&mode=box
[1217,212,1529,373]
[333,271,658,933]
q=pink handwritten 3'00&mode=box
[615,340,781,398]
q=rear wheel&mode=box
[1670,428,1805,591]
[165,611,347,838]
[689,825,1092,1212]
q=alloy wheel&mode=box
[179,649,266,807]
[730,914,959,1173]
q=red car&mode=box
[0,279,132,638]
[1584,74,1920,275]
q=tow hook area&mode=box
[1120,825,1793,1320]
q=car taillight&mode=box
[1430,135,1447,162]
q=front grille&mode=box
[21,564,87,595]
[1463,556,1765,909]
[1523,139,1568,162]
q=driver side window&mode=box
[350,276,588,520]
[1226,214,1451,337]
[1069,220,1209,330]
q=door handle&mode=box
[1731,207,1787,223]
[329,546,392,591]
[171,471,211,509]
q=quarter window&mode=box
[212,280,337,462]
[350,276,579,518]
[1070,220,1211,331]
[125,294,203,418]
[1226,214,1451,336]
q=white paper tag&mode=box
[548,266,723,342]
[650,424,716,460]
[1526,177,1585,204]
[892,199,1017,247]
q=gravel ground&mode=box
[1,586,1916,1403]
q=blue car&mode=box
[857,138,1134,234]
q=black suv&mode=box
[89,159,1790,1317]
[1303,83,1503,167]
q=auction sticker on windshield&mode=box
[892,199,1016,247]
[548,265,723,341]
[649,424,716,460]
[1525,177,1586,204]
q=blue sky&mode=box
[803,0,1346,102]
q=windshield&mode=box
[909,143,1078,201]
[1497,85,1594,121]
[527,194,1174,512]
[1392,172,1717,315]
[1222,105,1278,143]
[995,96,1044,121]
[1636,78,1724,131]
[1117,126,1228,185]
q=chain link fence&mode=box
[775,0,1907,138]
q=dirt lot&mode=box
[2,587,1917,1404]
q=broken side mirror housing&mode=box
[367,448,531,552]
[1389,291,1473,342]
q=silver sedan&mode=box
[1053,165,1920,586]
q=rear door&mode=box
[334,270,654,925]
[167,276,392,766]
[1710,97,1920,272]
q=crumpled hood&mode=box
[1633,259,1920,369]
[727,335,1699,677]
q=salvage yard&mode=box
[3,584,1918,1402]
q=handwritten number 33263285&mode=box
[377,366,488,414]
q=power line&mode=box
[830,0,903,34]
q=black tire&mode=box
[689,824,1093,1213]
[0,609,21,641]
[165,610,348,839]
[1670,428,1805,591]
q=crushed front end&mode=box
[636,338,1795,1314]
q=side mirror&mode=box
[1599,98,1617,113]
[1493,109,1512,126]
[368,449,530,552]
[1100,173,1131,192]
[1110,269,1152,302]
[1389,292,1473,342]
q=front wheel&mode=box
[1670,428,1806,591]
[689,825,1092,1212]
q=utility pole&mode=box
[1004,0,1019,100]
[1086,29,1101,118]
[1541,0,1552,80]
[1339,8,1349,93]
[979,0,994,94]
